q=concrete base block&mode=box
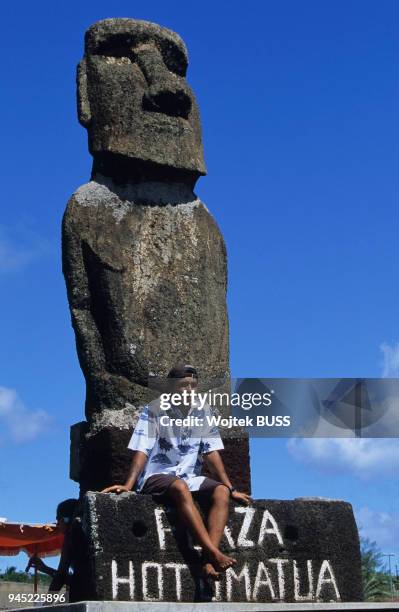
[17,602,399,612]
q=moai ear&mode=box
[77,58,91,127]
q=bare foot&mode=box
[210,549,237,572]
[202,562,221,581]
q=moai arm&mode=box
[63,185,157,419]
[62,203,107,386]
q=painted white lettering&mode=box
[142,562,163,601]
[213,579,222,601]
[111,559,134,600]
[269,558,288,600]
[235,506,256,548]
[293,560,314,601]
[258,510,284,546]
[154,508,173,550]
[164,563,187,601]
[226,563,251,602]
[253,561,276,601]
[223,524,236,549]
[315,560,341,601]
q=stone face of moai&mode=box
[77,19,206,180]
[63,19,250,492]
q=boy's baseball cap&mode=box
[167,364,198,379]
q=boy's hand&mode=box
[100,484,131,494]
[231,490,252,505]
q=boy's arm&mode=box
[102,403,155,493]
[101,450,148,493]
[48,534,72,591]
[26,556,58,577]
[203,450,252,505]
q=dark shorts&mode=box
[141,474,226,504]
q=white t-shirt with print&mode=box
[127,398,224,492]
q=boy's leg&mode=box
[194,480,231,579]
[206,484,230,547]
[166,479,236,572]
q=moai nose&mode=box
[133,43,192,119]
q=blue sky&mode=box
[1,0,399,574]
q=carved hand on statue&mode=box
[231,491,253,506]
[100,485,131,494]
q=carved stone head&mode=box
[78,19,206,180]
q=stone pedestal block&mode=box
[70,423,251,495]
[73,492,362,603]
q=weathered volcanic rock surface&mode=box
[78,18,206,176]
[64,178,251,495]
[62,178,230,419]
[76,493,362,603]
[70,421,250,496]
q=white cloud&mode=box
[0,224,51,273]
[286,347,399,477]
[287,438,399,479]
[0,387,15,416]
[356,506,399,551]
[0,386,51,443]
[380,341,399,377]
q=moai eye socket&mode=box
[91,33,135,58]
[157,40,188,77]
[90,32,187,77]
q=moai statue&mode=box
[63,18,250,493]
[62,19,363,604]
